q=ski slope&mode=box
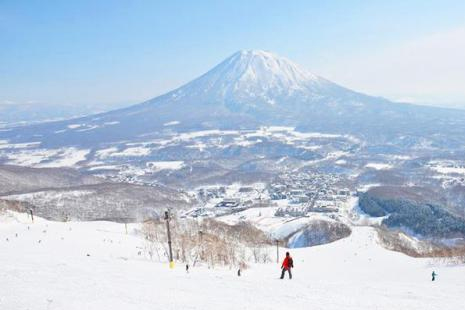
[1,211,464,310]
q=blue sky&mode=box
[2,0,465,108]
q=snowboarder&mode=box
[280,252,293,279]
[432,271,437,281]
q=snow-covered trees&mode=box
[142,217,271,268]
[287,220,351,248]
[359,192,465,239]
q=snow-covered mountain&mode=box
[166,50,329,104]
[105,49,381,130]
[3,50,465,147]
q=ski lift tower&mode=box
[164,210,175,269]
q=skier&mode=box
[432,271,437,281]
[280,252,294,279]
[186,264,189,273]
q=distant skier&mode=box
[186,264,189,273]
[432,271,437,281]
[280,252,294,279]
[237,269,241,277]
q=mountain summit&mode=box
[144,49,342,110]
[174,50,325,101]
[3,50,465,147]
[124,49,361,125]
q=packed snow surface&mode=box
[1,212,463,310]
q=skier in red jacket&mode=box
[280,252,294,279]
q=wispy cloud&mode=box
[0,99,44,106]
[320,26,465,106]
[1,100,16,106]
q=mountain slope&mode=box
[2,50,465,148]
[0,164,195,221]
[0,165,100,195]
[1,213,464,310]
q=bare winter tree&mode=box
[141,216,272,268]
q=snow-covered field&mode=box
[0,126,360,170]
[3,147,90,168]
[429,160,465,175]
[146,161,185,171]
[1,211,463,310]
[365,162,394,170]
[218,206,319,239]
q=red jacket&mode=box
[282,256,293,269]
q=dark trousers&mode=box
[280,267,292,279]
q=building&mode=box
[215,199,240,208]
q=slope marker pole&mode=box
[275,239,279,264]
[29,209,34,223]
